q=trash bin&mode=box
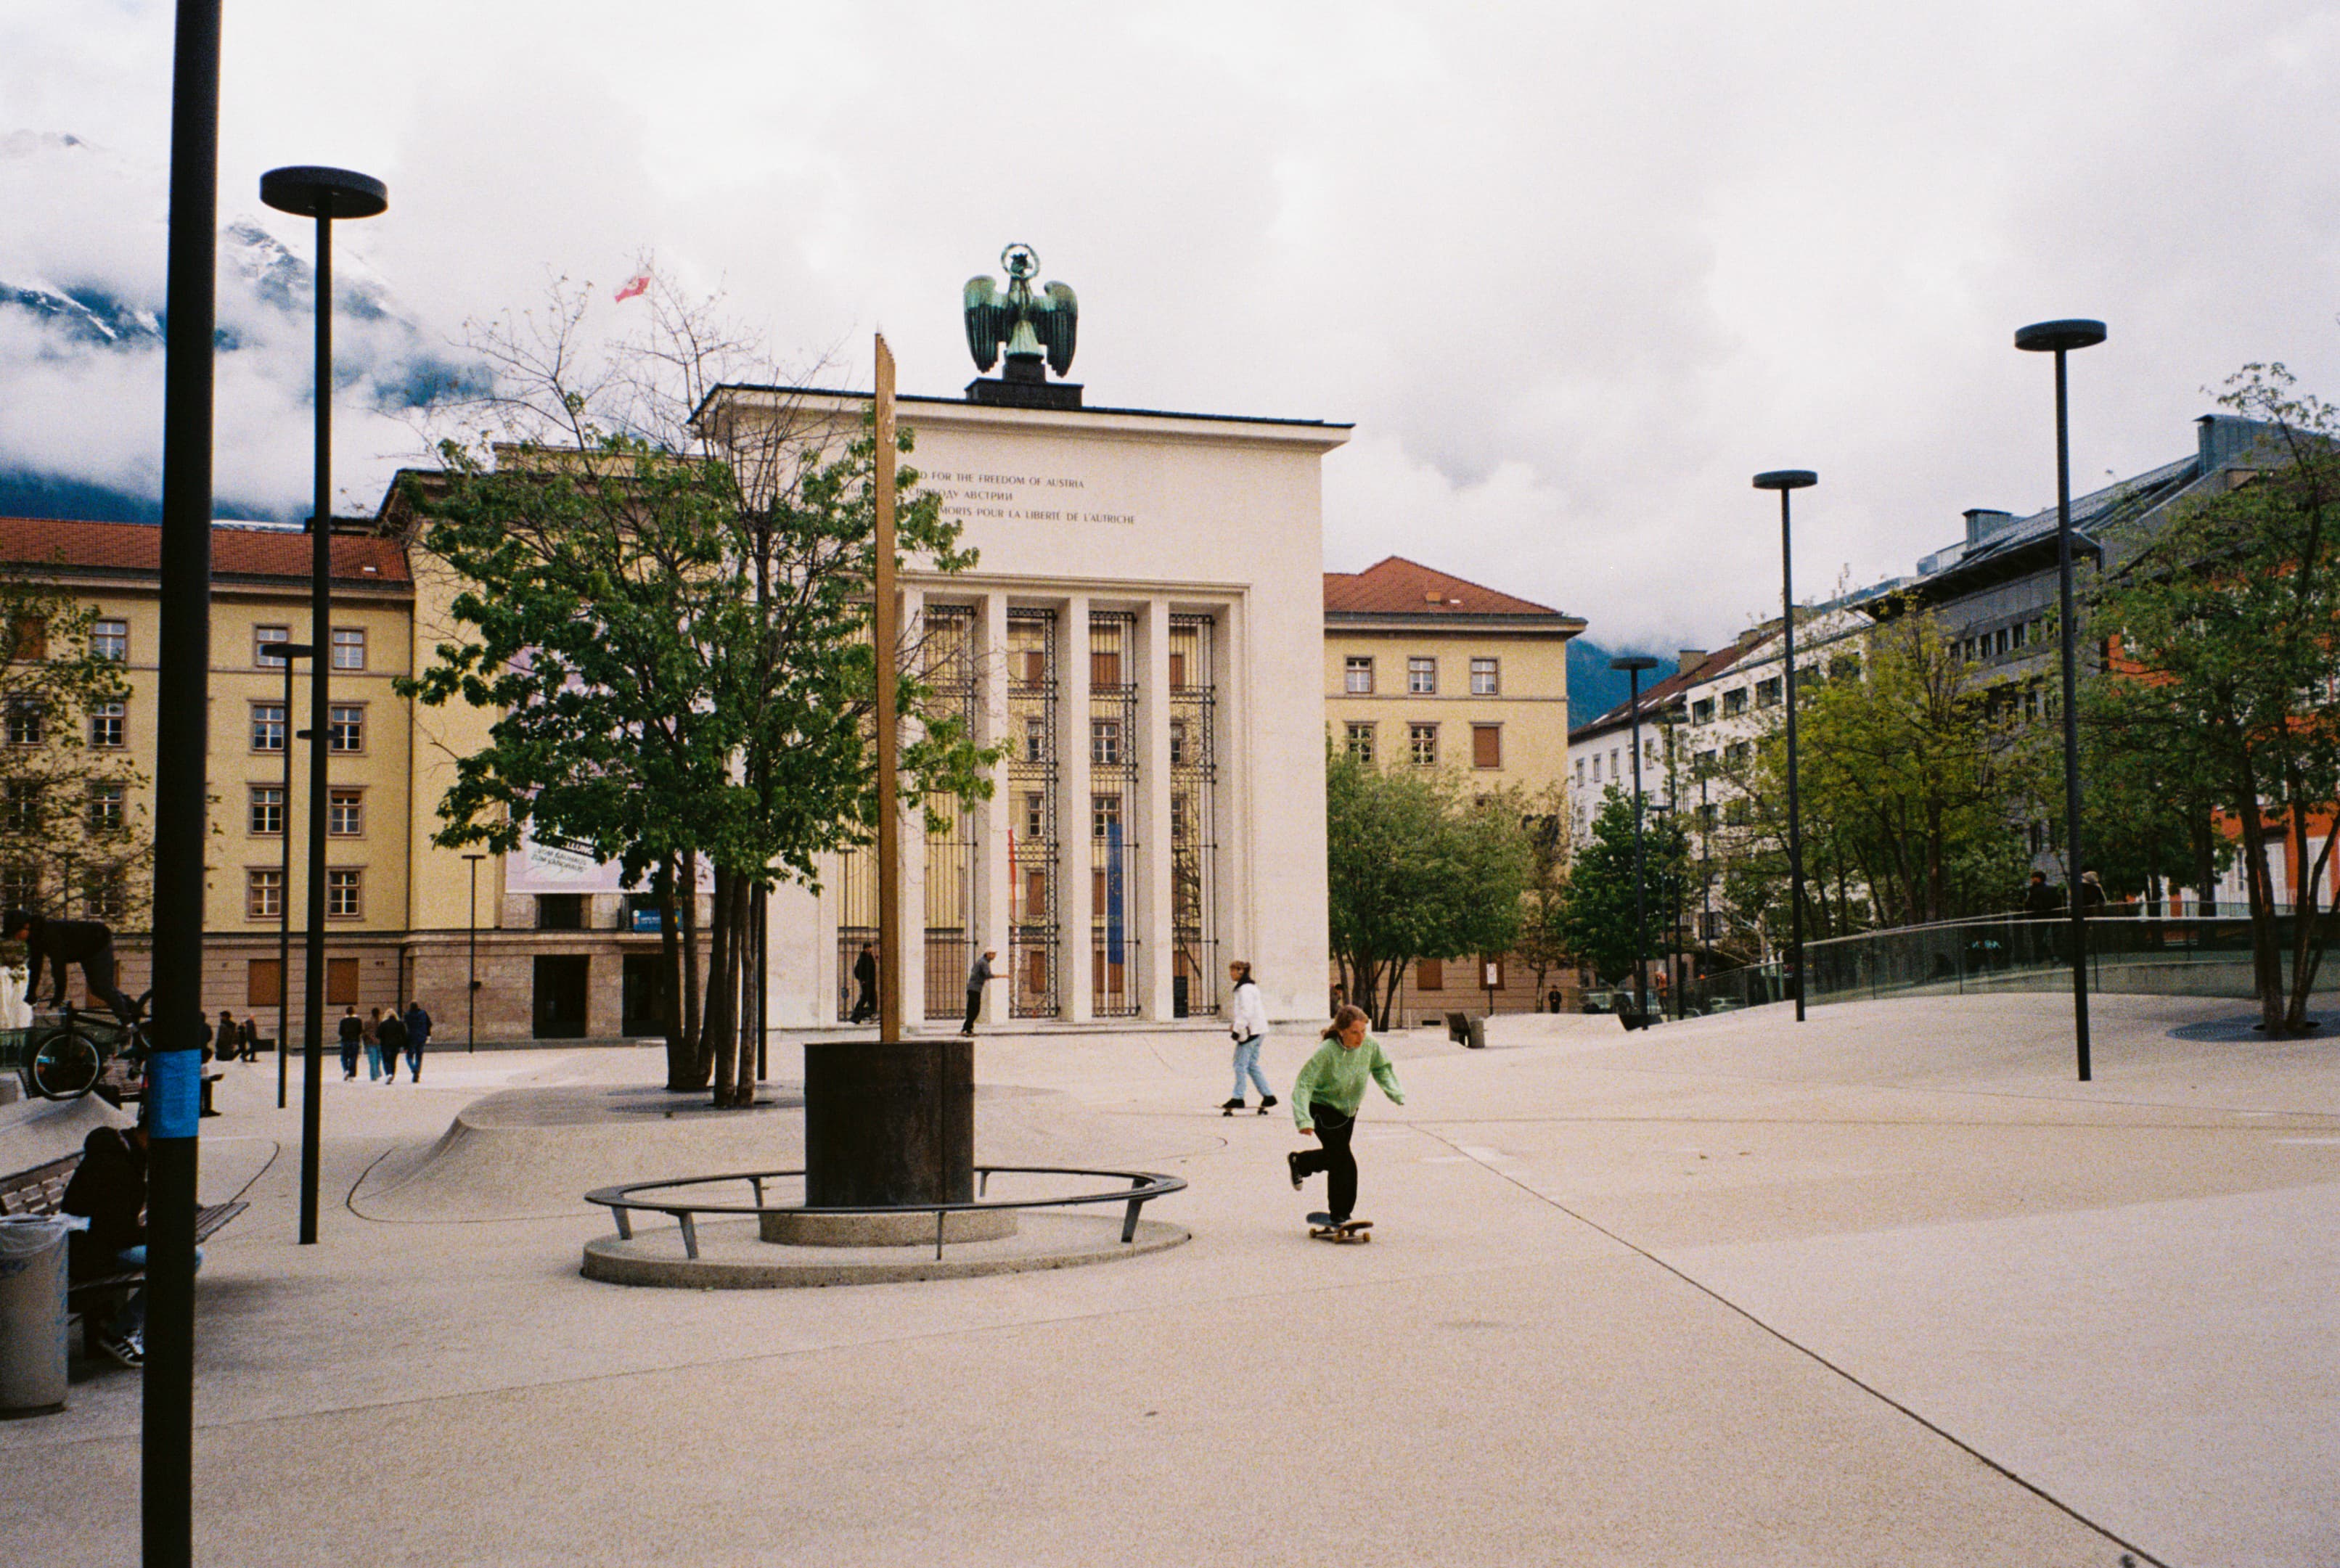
[0,1215,72,1415]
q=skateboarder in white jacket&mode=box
[1221,960,1277,1115]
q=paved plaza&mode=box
[2,992,2333,1567]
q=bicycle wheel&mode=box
[27,1025,103,1101]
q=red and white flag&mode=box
[613,274,650,303]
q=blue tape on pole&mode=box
[149,1051,201,1139]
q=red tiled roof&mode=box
[0,516,410,585]
[1325,555,1568,618]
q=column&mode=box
[1140,599,1175,1021]
[1216,596,1257,1015]
[896,586,928,1030]
[1058,594,1092,1022]
[977,594,1012,992]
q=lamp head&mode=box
[260,166,388,221]
[260,641,315,662]
[2014,319,2106,354]
[1611,655,1659,673]
[1752,470,1817,491]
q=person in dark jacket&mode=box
[401,1000,431,1081]
[338,1003,364,1080]
[376,1008,407,1086]
[216,1011,240,1065]
[851,943,878,1024]
[2021,871,2061,918]
[62,1117,150,1367]
[4,908,136,1025]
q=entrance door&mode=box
[533,955,589,1038]
[621,953,667,1037]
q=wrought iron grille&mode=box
[922,605,980,1019]
[1006,609,1060,1017]
[1169,613,1219,1017]
[1089,612,1141,1017]
[833,840,879,1024]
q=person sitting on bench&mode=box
[60,1107,183,1369]
[4,908,136,1026]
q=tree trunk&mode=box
[676,853,709,1087]
[2285,800,2333,1033]
[2191,810,2217,918]
[712,872,756,1107]
[655,856,694,1091]
[705,865,735,1105]
[2235,776,2284,1034]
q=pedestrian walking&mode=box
[961,948,997,1035]
[1285,1003,1404,1227]
[376,1008,406,1086]
[2079,870,2107,914]
[239,1014,261,1062]
[338,1003,364,1080]
[402,999,432,1081]
[363,1007,388,1080]
[851,943,878,1025]
[216,1010,239,1066]
[1220,959,1277,1115]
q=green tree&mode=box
[2085,364,2340,1035]
[1557,784,1688,993]
[0,572,149,932]
[1505,781,1574,1009]
[401,276,997,1101]
[1325,747,1530,1029]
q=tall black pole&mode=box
[148,3,223,1559]
[465,853,483,1052]
[261,165,387,1241]
[2017,319,2106,1083]
[1754,470,1817,1020]
[268,642,312,1111]
[1613,655,1658,1019]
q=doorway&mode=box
[621,953,667,1037]
[533,955,589,1038]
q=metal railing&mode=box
[584,1165,1188,1262]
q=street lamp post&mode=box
[261,165,386,1247]
[1613,655,1659,1021]
[1754,469,1817,1022]
[260,640,312,1110]
[2016,317,2108,1083]
[465,853,485,1053]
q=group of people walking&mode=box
[339,1001,433,1082]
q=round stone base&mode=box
[582,1212,1188,1289]
[758,1207,1019,1246]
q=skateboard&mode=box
[1306,1212,1372,1244]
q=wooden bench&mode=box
[0,1150,247,1350]
[94,1060,226,1117]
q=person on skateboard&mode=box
[1285,1003,1404,1228]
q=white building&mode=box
[703,382,1351,1029]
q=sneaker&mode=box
[1286,1150,1305,1190]
[1261,1095,1279,1109]
[97,1330,144,1369]
[1220,1098,1245,1114]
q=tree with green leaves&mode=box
[0,572,149,932]
[2085,364,2340,1035]
[1325,747,1530,1030]
[401,276,997,1101]
[1503,781,1574,1009]
[1557,784,1688,994]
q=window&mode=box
[1171,792,1190,843]
[253,625,291,665]
[1469,657,1500,696]
[1994,628,2010,657]
[1023,717,1044,763]
[330,627,367,670]
[252,703,287,752]
[1610,749,1620,777]
[1092,792,1122,840]
[4,781,42,833]
[2010,623,2026,650]
[327,704,364,752]
[326,957,359,1006]
[249,786,285,836]
[1472,724,1502,769]
[1346,722,1375,765]
[81,869,126,922]
[1090,718,1121,766]
[1169,652,1188,689]
[9,618,46,662]
[0,865,38,911]
[1407,657,1437,694]
[1722,688,1747,716]
[537,893,585,929]
[1573,758,1584,784]
[248,959,283,1009]
[326,868,361,918]
[1169,719,1187,766]
[1090,648,1123,689]
[89,701,125,748]
[1409,723,1438,766]
[1756,677,1782,707]
[328,788,363,837]
[1695,749,1717,773]
[1690,697,1714,725]
[1024,792,1044,840]
[1830,654,1861,682]
[1416,959,1444,991]
[91,619,128,661]
[1591,754,1600,782]
[6,701,44,746]
[1344,656,1374,695]
[84,783,124,832]
[247,867,283,920]
[1725,740,1752,763]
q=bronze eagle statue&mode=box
[964,243,1077,377]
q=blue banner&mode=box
[1105,821,1125,968]
[148,1050,201,1138]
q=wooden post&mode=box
[874,334,901,1043]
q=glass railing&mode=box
[1674,907,2340,1016]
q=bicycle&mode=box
[20,990,154,1102]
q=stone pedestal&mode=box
[802,1035,975,1208]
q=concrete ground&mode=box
[1,992,2333,1567]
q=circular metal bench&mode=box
[585,1165,1188,1261]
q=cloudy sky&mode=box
[5,1,2338,650]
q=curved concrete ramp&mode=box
[0,1089,133,1173]
[581,1212,1190,1288]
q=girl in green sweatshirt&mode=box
[1285,1004,1404,1224]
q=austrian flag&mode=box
[614,274,650,303]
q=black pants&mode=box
[53,945,135,1026]
[1291,1101,1358,1219]
[851,984,875,1024]
[961,988,982,1034]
